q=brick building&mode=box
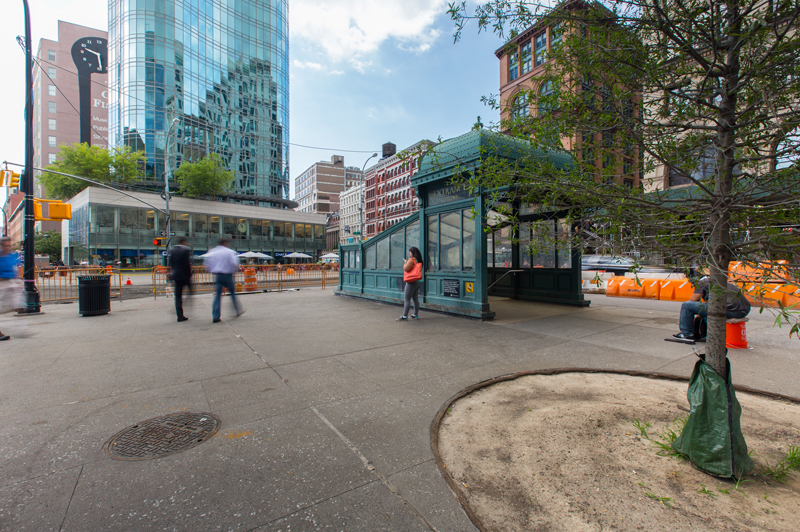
[294,155,363,214]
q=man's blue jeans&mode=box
[679,301,748,336]
[213,273,241,320]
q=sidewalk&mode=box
[0,290,797,531]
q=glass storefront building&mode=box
[63,188,326,267]
[107,0,290,207]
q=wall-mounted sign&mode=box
[71,37,108,146]
[442,278,460,298]
[427,183,471,207]
[466,282,474,293]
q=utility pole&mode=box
[21,0,40,313]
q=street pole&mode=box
[164,117,180,261]
[21,0,40,313]
[360,153,377,241]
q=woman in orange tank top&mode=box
[398,246,423,321]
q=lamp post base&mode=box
[16,290,41,314]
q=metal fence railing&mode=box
[151,264,339,299]
[35,267,125,302]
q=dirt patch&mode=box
[437,373,800,532]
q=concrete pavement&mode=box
[0,289,798,531]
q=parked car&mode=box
[581,255,668,276]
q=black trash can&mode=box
[78,275,111,316]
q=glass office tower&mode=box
[107,0,290,207]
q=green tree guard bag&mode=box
[672,356,754,478]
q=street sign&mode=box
[160,231,176,236]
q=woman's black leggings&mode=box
[403,281,421,317]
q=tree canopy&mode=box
[174,153,234,198]
[40,144,147,200]
[448,0,800,375]
[34,230,61,262]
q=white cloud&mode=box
[291,0,449,68]
[293,60,323,70]
[330,70,345,76]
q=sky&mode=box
[0,0,504,211]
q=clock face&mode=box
[71,37,108,74]
[238,222,247,233]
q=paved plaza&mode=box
[0,288,798,531]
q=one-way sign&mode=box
[160,231,176,236]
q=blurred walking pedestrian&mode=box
[203,238,245,323]
[168,236,193,322]
[0,237,23,340]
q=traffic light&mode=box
[32,199,72,221]
[2,169,20,189]
[153,238,166,246]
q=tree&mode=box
[34,230,61,262]
[40,144,147,199]
[448,0,800,476]
[174,153,234,198]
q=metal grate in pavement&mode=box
[104,412,221,461]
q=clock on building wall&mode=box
[238,222,247,234]
[71,37,108,145]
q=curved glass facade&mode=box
[107,0,289,207]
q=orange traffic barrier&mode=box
[729,260,791,284]
[641,279,661,300]
[779,284,800,308]
[286,268,295,275]
[605,277,623,297]
[244,268,257,291]
[743,283,792,308]
[658,279,695,302]
[726,318,748,349]
[608,278,645,298]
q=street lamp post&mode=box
[20,0,40,313]
[359,153,378,241]
[164,117,181,256]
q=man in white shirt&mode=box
[203,238,245,323]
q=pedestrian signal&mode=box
[153,238,166,246]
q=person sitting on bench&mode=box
[673,276,751,341]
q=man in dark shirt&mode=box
[674,276,751,340]
[168,237,193,322]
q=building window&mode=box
[48,136,56,147]
[48,119,56,131]
[550,23,563,49]
[48,50,56,61]
[511,92,529,119]
[47,67,56,79]
[520,42,532,75]
[509,51,519,81]
[48,85,56,97]
[48,101,56,113]
[538,81,555,115]
[48,153,56,164]
[535,32,547,67]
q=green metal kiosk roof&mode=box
[413,130,575,188]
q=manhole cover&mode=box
[104,412,221,461]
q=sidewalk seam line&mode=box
[310,406,440,532]
[58,464,82,532]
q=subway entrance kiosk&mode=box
[336,130,588,319]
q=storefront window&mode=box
[390,231,405,270]
[250,219,262,238]
[144,210,157,234]
[314,225,324,240]
[376,237,389,269]
[519,223,532,268]
[236,218,248,238]
[223,217,237,236]
[284,222,294,239]
[262,220,272,238]
[295,223,306,240]
[208,216,220,236]
[174,212,190,235]
[427,215,438,271]
[97,206,116,234]
[119,208,138,234]
[194,214,209,236]
[440,211,461,271]
[462,210,475,271]
[274,221,285,237]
